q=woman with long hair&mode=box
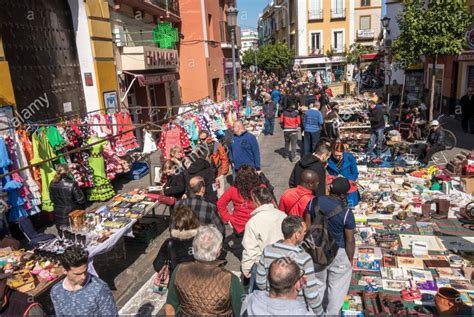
[149,160,185,206]
[217,165,264,259]
[327,142,359,207]
[49,164,86,228]
[153,205,200,292]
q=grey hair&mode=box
[192,225,223,262]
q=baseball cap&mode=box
[328,176,358,194]
[430,120,440,126]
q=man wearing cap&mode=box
[262,93,276,136]
[304,177,356,316]
[413,120,445,165]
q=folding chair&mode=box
[18,217,56,248]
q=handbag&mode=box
[153,239,173,293]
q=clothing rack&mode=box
[0,102,203,179]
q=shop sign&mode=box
[357,29,375,40]
[224,58,241,75]
[145,48,178,68]
[456,53,474,61]
[137,72,180,86]
[153,22,178,49]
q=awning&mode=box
[361,53,384,60]
[124,71,180,86]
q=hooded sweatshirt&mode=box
[185,158,217,203]
[241,291,314,316]
[289,153,326,196]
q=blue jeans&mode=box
[303,131,320,155]
[248,264,258,294]
[264,118,275,135]
[368,128,384,158]
[275,102,280,118]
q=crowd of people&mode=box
[2,69,466,316]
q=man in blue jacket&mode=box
[230,120,261,172]
[271,85,282,118]
[303,101,324,155]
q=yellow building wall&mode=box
[306,0,351,53]
[85,0,117,112]
[0,37,16,107]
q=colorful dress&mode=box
[87,138,115,201]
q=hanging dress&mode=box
[30,129,57,212]
[87,137,115,201]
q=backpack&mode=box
[302,197,344,267]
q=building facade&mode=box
[241,29,258,53]
[259,0,296,50]
[179,0,241,103]
[110,0,181,123]
[354,0,382,48]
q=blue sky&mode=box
[237,0,387,30]
[238,0,269,30]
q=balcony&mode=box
[308,46,324,56]
[308,10,323,21]
[331,46,345,54]
[149,0,179,16]
[331,8,346,20]
[357,29,375,40]
[220,21,241,49]
[114,0,180,22]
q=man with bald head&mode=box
[241,259,316,315]
[175,176,225,235]
[229,120,261,172]
[279,169,319,217]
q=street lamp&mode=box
[381,16,392,108]
[253,42,258,73]
[271,1,290,47]
[226,5,239,100]
[381,17,391,31]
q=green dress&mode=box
[87,137,115,201]
[31,129,56,212]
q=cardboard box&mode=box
[460,177,474,195]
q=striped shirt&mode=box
[255,241,323,315]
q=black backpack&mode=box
[303,197,344,267]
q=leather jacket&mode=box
[49,178,85,227]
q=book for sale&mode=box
[423,259,450,268]
[383,255,397,268]
[402,268,433,281]
[382,279,411,291]
[382,268,406,280]
[342,295,364,317]
[416,222,440,235]
[460,291,474,306]
[436,268,465,279]
[358,276,382,288]
[353,247,382,272]
[450,279,474,291]
[436,278,452,288]
[397,256,424,269]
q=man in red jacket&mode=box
[279,169,319,217]
[280,103,301,162]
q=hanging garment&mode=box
[103,142,130,180]
[115,112,139,156]
[30,130,56,212]
[0,137,28,222]
[18,130,41,190]
[86,137,115,201]
[46,127,67,164]
[157,125,191,160]
[143,130,157,154]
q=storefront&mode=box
[294,55,347,83]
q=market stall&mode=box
[342,163,474,315]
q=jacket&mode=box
[279,186,314,217]
[262,101,276,119]
[289,154,326,196]
[185,158,217,203]
[303,108,323,132]
[241,291,314,316]
[217,186,256,234]
[209,141,229,176]
[153,228,197,273]
[460,94,474,117]
[49,178,85,226]
[327,153,360,206]
[368,106,385,130]
[271,89,281,103]
[280,109,301,131]
[230,131,261,171]
[427,128,445,147]
[169,260,243,316]
[241,204,286,273]
[163,172,186,200]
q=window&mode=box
[310,32,322,54]
[332,0,345,18]
[333,31,343,51]
[361,0,370,6]
[360,16,371,30]
[308,0,322,20]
